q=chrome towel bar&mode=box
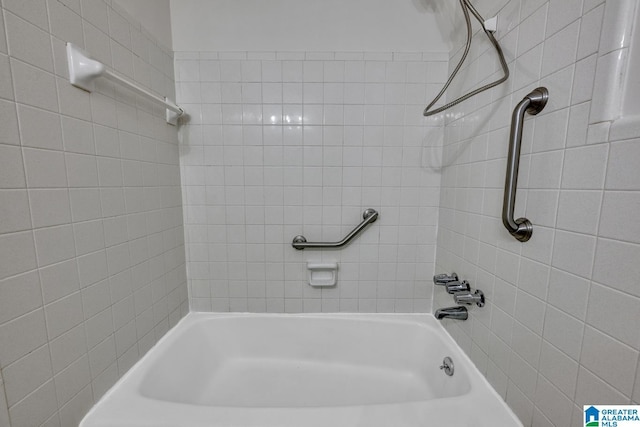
[502,87,549,242]
[292,209,379,250]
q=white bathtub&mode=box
[81,313,522,427]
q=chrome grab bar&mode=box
[502,87,549,242]
[292,209,379,250]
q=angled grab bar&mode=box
[292,209,379,250]
[502,87,549,242]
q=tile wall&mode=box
[0,0,187,425]
[175,51,447,313]
[434,0,640,426]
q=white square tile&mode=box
[0,231,37,281]
[386,62,407,83]
[593,238,640,297]
[97,157,123,187]
[580,326,638,396]
[0,144,25,189]
[0,308,47,367]
[587,283,640,349]
[343,61,364,82]
[510,321,542,368]
[4,0,50,31]
[571,55,597,104]
[599,191,640,244]
[556,190,602,234]
[69,188,102,222]
[364,62,386,83]
[263,82,283,104]
[47,0,83,46]
[88,334,116,378]
[49,324,87,374]
[66,153,99,187]
[107,9,131,49]
[11,59,58,112]
[39,259,80,304]
[546,0,583,37]
[176,60,200,82]
[547,267,590,320]
[3,343,52,407]
[262,61,282,82]
[34,224,76,267]
[18,104,63,150]
[199,60,220,81]
[303,61,323,82]
[577,5,604,59]
[77,251,108,294]
[0,189,31,233]
[53,354,90,406]
[282,60,302,82]
[606,139,640,190]
[586,125,609,149]
[551,230,596,278]
[23,148,68,188]
[561,144,608,189]
[531,108,569,153]
[0,271,41,325]
[61,117,95,155]
[575,367,628,408]
[8,379,58,427]
[527,150,564,189]
[517,5,548,56]
[320,61,342,83]
[540,64,574,113]
[509,182,544,226]
[534,375,573,427]
[565,102,590,147]
[5,11,54,72]
[508,352,538,399]
[241,61,261,82]
[514,291,546,335]
[0,101,20,148]
[201,82,221,103]
[58,383,93,427]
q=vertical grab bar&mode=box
[502,87,549,242]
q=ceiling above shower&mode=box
[169,0,449,53]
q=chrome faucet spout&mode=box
[434,306,468,321]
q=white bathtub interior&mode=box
[80,313,522,427]
[138,316,470,407]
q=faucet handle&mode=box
[433,272,459,286]
[453,289,485,307]
[445,280,471,294]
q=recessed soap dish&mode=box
[307,262,338,287]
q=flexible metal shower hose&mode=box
[423,0,509,116]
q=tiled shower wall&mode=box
[435,0,640,425]
[0,0,187,425]
[176,51,447,313]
